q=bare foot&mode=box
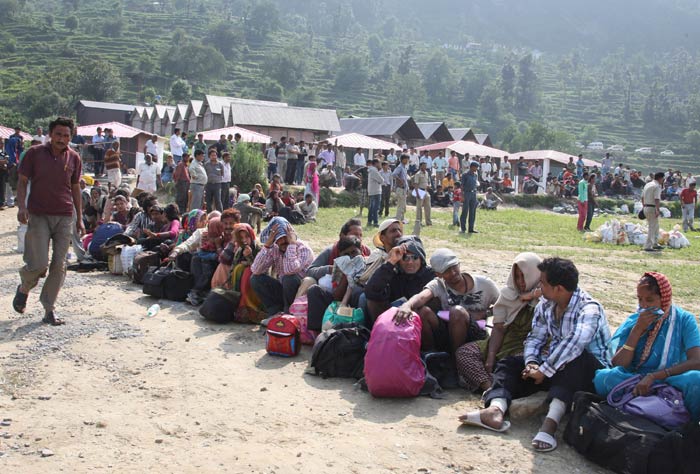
[459,405,504,430]
[532,417,558,450]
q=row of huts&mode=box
[75,95,493,149]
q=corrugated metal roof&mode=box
[204,94,289,114]
[76,121,154,139]
[78,100,135,112]
[325,133,398,150]
[448,128,476,141]
[475,133,492,146]
[0,125,32,140]
[229,102,340,132]
[416,122,452,141]
[339,116,424,139]
[417,140,509,158]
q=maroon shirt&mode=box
[18,143,82,216]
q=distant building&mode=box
[448,127,478,142]
[76,100,135,126]
[474,133,493,147]
[339,116,424,148]
[416,121,453,145]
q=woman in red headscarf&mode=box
[229,223,265,323]
[594,272,700,421]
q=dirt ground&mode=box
[0,208,615,474]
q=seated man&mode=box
[305,218,371,331]
[234,194,263,234]
[364,235,435,326]
[481,187,503,210]
[124,193,158,239]
[250,217,314,317]
[355,218,403,286]
[294,193,318,222]
[394,248,499,354]
[460,257,612,453]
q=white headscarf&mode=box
[492,252,542,326]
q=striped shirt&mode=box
[251,240,315,279]
[524,288,612,378]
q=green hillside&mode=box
[2,0,700,172]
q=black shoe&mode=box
[644,248,660,252]
[469,230,479,234]
[12,285,27,314]
[653,245,664,250]
[42,312,65,326]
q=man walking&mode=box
[379,161,393,218]
[367,159,383,227]
[642,172,664,252]
[680,181,697,232]
[412,161,432,235]
[170,128,185,164]
[188,149,207,211]
[460,161,479,234]
[12,117,84,326]
[576,172,588,232]
[392,154,409,224]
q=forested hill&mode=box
[2,0,700,171]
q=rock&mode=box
[96,421,107,428]
[0,421,10,426]
[155,439,163,444]
[508,391,548,420]
[185,337,191,342]
[40,448,54,457]
[2,433,11,439]
[260,387,267,392]
[37,396,51,401]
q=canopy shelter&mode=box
[199,126,271,144]
[416,140,509,158]
[0,125,32,141]
[76,121,164,170]
[324,133,398,151]
[513,150,601,195]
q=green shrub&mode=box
[502,193,562,208]
[231,143,268,194]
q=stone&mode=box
[40,448,54,457]
[155,439,163,444]
[508,391,548,420]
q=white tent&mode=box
[200,126,271,144]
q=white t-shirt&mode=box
[425,273,500,314]
[169,134,184,155]
[353,153,366,167]
[266,147,277,164]
[145,139,158,156]
[137,162,158,192]
[222,162,231,182]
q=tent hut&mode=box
[448,127,478,142]
[416,122,453,145]
[339,116,424,148]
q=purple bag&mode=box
[607,374,690,430]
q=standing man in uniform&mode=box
[642,172,664,252]
[12,117,84,326]
[460,161,479,234]
[392,154,410,224]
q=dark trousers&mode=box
[381,185,391,216]
[295,160,305,184]
[93,148,105,175]
[0,169,7,206]
[221,182,230,209]
[368,194,381,226]
[205,183,223,212]
[460,191,478,232]
[585,202,595,230]
[267,163,277,181]
[307,284,335,331]
[285,159,298,185]
[175,180,189,214]
[484,352,602,410]
[250,273,302,316]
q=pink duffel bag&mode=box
[364,307,424,398]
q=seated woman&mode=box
[269,174,283,193]
[265,190,285,220]
[108,194,137,230]
[169,209,207,270]
[210,208,242,288]
[455,252,542,392]
[142,204,181,246]
[228,223,265,322]
[84,186,107,233]
[594,272,700,421]
[364,235,435,327]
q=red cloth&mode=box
[638,272,673,367]
[680,188,697,204]
[577,201,588,231]
[18,143,82,216]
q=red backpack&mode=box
[265,315,301,357]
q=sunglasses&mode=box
[402,254,420,262]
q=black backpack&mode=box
[309,323,370,379]
[564,391,671,474]
[199,288,241,324]
[648,421,700,474]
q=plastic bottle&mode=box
[146,304,160,317]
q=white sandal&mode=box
[531,431,557,452]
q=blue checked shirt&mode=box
[524,288,612,378]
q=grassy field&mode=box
[295,205,700,326]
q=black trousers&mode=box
[285,159,298,185]
[307,284,334,332]
[381,185,391,216]
[484,351,602,410]
[0,169,7,206]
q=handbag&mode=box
[142,262,194,301]
[321,301,365,331]
[638,209,646,220]
[607,374,690,430]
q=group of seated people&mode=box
[81,187,700,456]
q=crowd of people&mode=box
[6,117,700,464]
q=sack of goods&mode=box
[363,307,424,398]
[309,323,370,379]
[266,315,301,357]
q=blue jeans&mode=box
[267,163,277,181]
[295,160,305,184]
[460,191,478,232]
[368,194,381,226]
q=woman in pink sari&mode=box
[305,160,320,204]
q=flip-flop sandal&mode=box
[532,431,557,452]
[12,285,27,314]
[459,410,511,433]
[42,313,66,326]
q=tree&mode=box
[422,51,453,102]
[515,54,537,113]
[64,15,79,32]
[205,20,245,59]
[67,59,122,104]
[161,41,227,82]
[230,143,268,192]
[478,81,503,125]
[0,0,20,18]
[397,45,414,75]
[263,45,306,89]
[367,34,383,62]
[685,130,700,153]
[246,0,279,42]
[333,54,368,92]
[102,16,124,38]
[385,73,426,115]
[257,78,284,102]
[581,125,599,144]
[500,63,515,107]
[170,79,192,103]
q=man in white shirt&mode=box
[32,127,47,145]
[266,141,278,180]
[386,148,398,169]
[334,144,346,185]
[221,151,232,209]
[409,148,420,174]
[353,148,366,169]
[642,172,664,252]
[92,127,105,176]
[169,128,185,164]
